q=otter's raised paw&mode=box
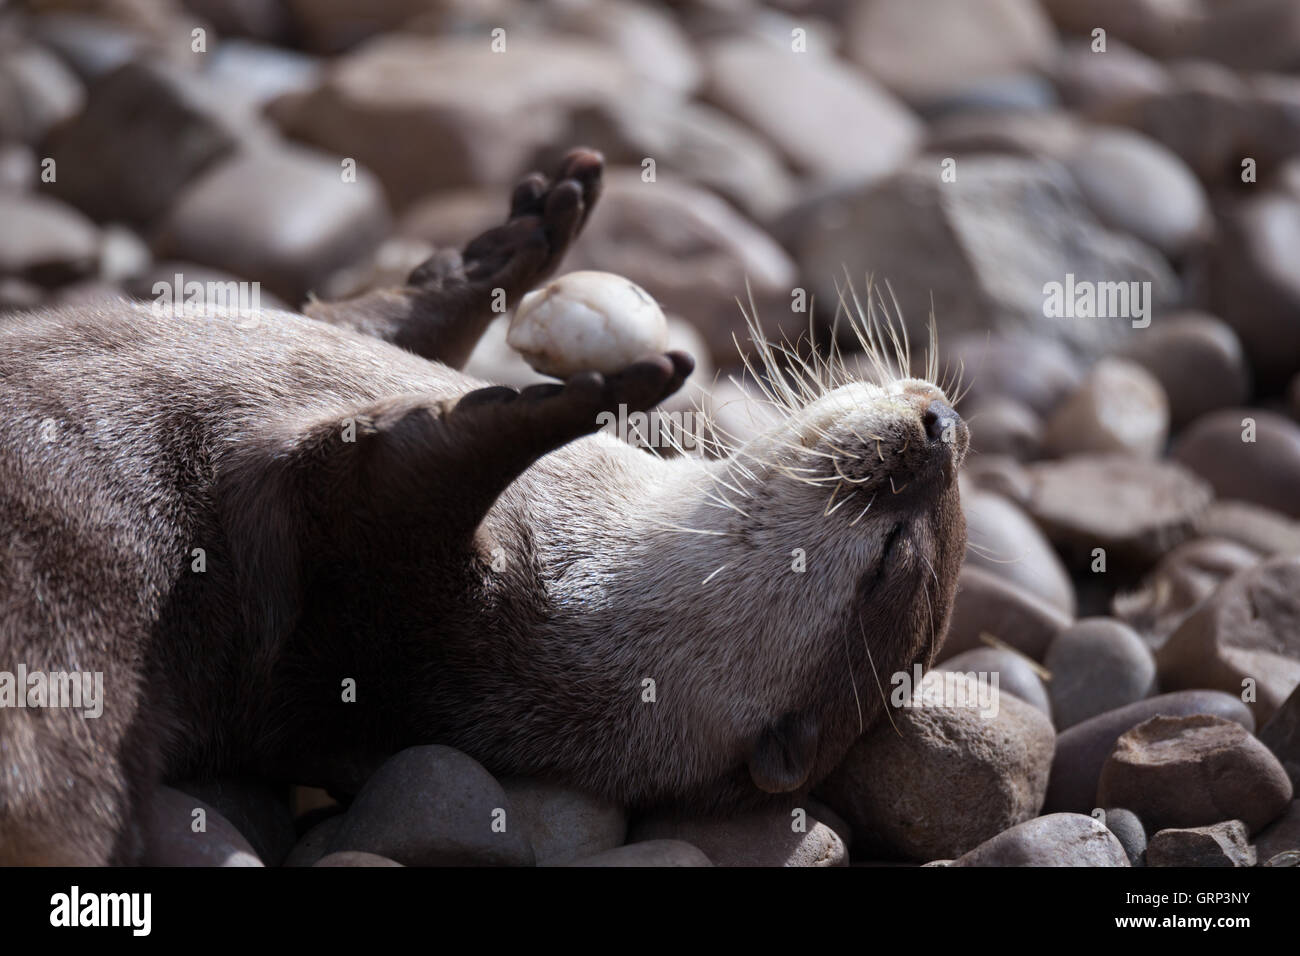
[410,147,604,299]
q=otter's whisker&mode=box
[860,617,901,737]
[701,564,727,586]
[889,476,910,495]
[849,494,877,527]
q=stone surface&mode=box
[1103,807,1147,865]
[563,840,712,867]
[1097,714,1293,833]
[1054,39,1170,110]
[1041,358,1169,459]
[43,60,241,225]
[1171,409,1300,519]
[1260,683,1300,793]
[942,331,1083,417]
[818,672,1055,860]
[0,40,84,143]
[507,270,668,378]
[1254,800,1300,860]
[963,489,1076,616]
[845,0,1059,107]
[630,806,847,867]
[967,397,1043,460]
[313,851,404,866]
[1023,455,1212,571]
[0,192,99,287]
[1146,821,1256,867]
[283,815,344,868]
[500,777,627,867]
[327,745,535,867]
[1065,128,1209,258]
[1208,191,1300,391]
[153,142,389,304]
[1122,313,1251,430]
[1193,500,1300,556]
[939,646,1051,717]
[139,785,263,866]
[1045,618,1157,729]
[1045,690,1256,813]
[951,813,1129,866]
[702,36,920,185]
[784,158,1178,361]
[938,564,1072,663]
[1111,537,1262,649]
[273,35,631,208]
[1156,555,1300,725]
[174,777,296,868]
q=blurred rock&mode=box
[785,158,1178,361]
[0,40,85,143]
[963,489,1076,615]
[283,814,344,867]
[1065,127,1209,258]
[184,0,295,42]
[1023,455,1212,571]
[153,142,389,304]
[937,646,1051,717]
[1103,807,1147,865]
[925,110,1083,161]
[701,37,920,186]
[1208,192,1300,391]
[98,224,151,284]
[562,171,798,367]
[1054,39,1170,110]
[0,142,36,192]
[1045,690,1255,813]
[1045,618,1157,729]
[43,61,242,225]
[0,192,99,287]
[967,397,1042,460]
[314,851,404,866]
[327,745,534,866]
[500,778,626,867]
[629,806,847,867]
[1147,821,1256,867]
[1041,358,1169,459]
[818,672,1054,860]
[1171,409,1300,519]
[1260,686,1300,792]
[951,813,1129,866]
[844,0,1058,107]
[944,331,1083,417]
[1255,800,1300,858]
[563,840,712,867]
[1097,714,1292,833]
[1042,0,1300,72]
[175,776,296,867]
[1098,61,1248,183]
[938,564,1072,663]
[960,455,1033,505]
[1193,499,1300,556]
[1111,536,1262,649]
[1156,555,1300,726]
[206,39,323,115]
[542,97,796,220]
[140,785,263,866]
[273,35,630,208]
[548,0,702,97]
[1121,313,1250,430]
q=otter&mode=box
[0,150,968,865]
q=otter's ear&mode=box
[748,710,819,793]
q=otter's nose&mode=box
[922,399,963,445]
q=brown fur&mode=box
[0,152,967,864]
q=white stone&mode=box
[507,270,668,378]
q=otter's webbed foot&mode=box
[303,149,604,370]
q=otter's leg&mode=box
[303,148,603,370]
[262,352,693,545]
